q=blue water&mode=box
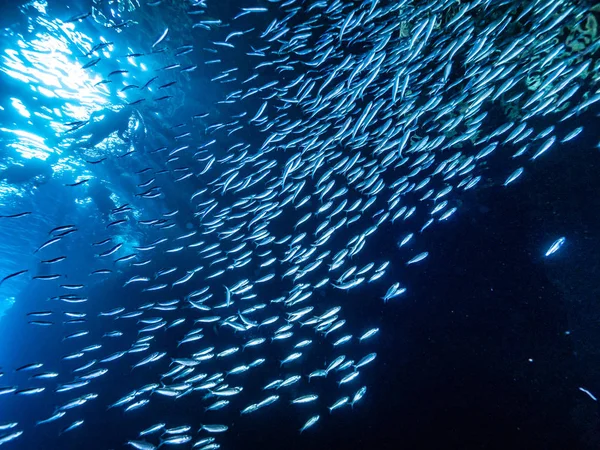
[0,1,599,449]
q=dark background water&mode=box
[1,1,600,450]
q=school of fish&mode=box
[0,0,598,448]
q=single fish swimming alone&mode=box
[544,237,566,257]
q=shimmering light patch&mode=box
[131,114,141,132]
[30,0,47,14]
[132,208,143,221]
[74,173,94,184]
[37,86,57,98]
[2,67,31,83]
[52,156,85,175]
[109,192,122,205]
[75,197,93,206]
[33,111,53,121]
[0,184,24,199]
[63,104,92,122]
[11,144,48,161]
[0,127,51,160]
[10,98,31,118]
[0,13,110,132]
[0,297,16,319]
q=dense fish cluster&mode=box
[0,0,598,448]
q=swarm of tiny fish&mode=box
[0,0,597,448]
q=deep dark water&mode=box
[355,143,600,450]
[276,144,600,450]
